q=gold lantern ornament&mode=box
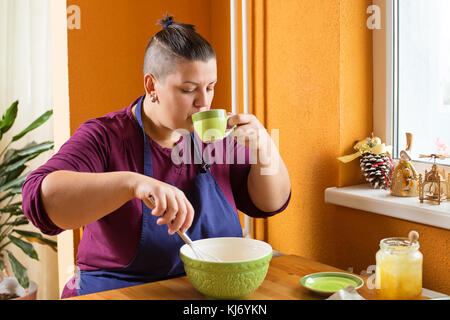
[418,154,450,205]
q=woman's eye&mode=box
[181,86,214,93]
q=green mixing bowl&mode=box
[180,237,273,300]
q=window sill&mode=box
[324,184,450,230]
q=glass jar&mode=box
[375,237,423,300]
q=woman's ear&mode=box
[144,74,157,94]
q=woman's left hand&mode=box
[227,114,271,152]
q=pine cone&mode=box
[360,151,393,189]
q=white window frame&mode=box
[373,0,449,174]
[326,0,450,231]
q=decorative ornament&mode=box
[418,154,450,205]
[390,133,419,197]
[338,133,394,190]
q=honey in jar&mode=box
[375,237,423,300]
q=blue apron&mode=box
[77,96,243,296]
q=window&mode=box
[393,0,450,166]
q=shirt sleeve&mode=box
[22,119,111,235]
[229,141,291,218]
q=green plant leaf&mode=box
[0,258,5,271]
[3,148,17,162]
[3,217,29,227]
[10,187,23,195]
[0,191,15,202]
[2,154,38,174]
[0,165,27,186]
[0,141,53,168]
[0,100,19,139]
[16,141,53,157]
[0,173,28,192]
[10,208,23,216]
[7,250,29,289]
[2,142,36,164]
[11,110,53,142]
[0,204,21,214]
[0,188,21,202]
[8,235,38,260]
[13,230,57,252]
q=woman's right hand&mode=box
[131,173,195,235]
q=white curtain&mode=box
[0,0,53,145]
[0,0,57,300]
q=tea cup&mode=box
[191,109,236,143]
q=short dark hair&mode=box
[143,14,216,81]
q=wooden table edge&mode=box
[66,255,432,300]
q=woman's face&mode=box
[153,58,217,132]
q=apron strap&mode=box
[191,133,210,173]
[135,96,153,177]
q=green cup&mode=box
[192,109,236,143]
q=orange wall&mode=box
[66,0,449,294]
[209,0,232,111]
[67,0,230,133]
[253,0,341,270]
[251,0,449,294]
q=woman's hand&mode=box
[227,114,271,153]
[131,173,195,235]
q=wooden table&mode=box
[69,255,429,300]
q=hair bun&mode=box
[158,14,175,29]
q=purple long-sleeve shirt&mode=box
[22,98,290,296]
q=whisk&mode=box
[147,196,222,262]
[174,230,222,262]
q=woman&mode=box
[22,15,291,298]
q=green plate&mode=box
[300,272,364,296]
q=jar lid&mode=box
[380,237,420,251]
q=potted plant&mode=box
[0,100,57,300]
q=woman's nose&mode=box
[194,90,210,108]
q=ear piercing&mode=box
[150,92,158,103]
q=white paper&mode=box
[326,285,366,300]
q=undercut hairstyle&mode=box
[143,14,216,82]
